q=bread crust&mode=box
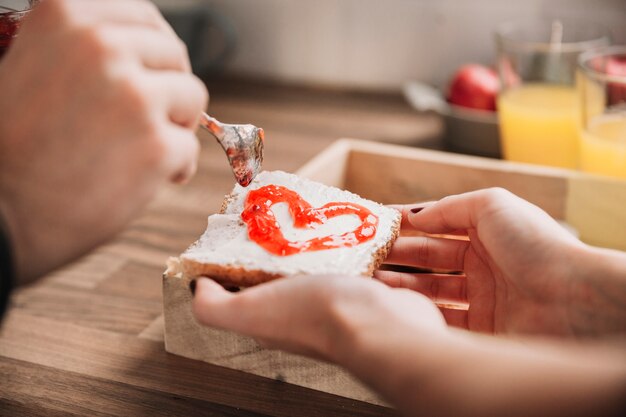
[365,212,401,276]
[181,258,283,287]
[219,192,236,214]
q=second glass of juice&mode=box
[495,19,609,168]
[578,46,626,179]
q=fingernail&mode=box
[410,207,424,214]
[189,279,197,296]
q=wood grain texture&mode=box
[0,357,270,417]
[1,80,431,416]
[566,175,626,251]
[341,139,569,219]
[301,139,626,252]
[163,273,385,407]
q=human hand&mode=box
[376,188,589,336]
[190,192,626,416]
[191,272,626,417]
[0,0,208,283]
[192,274,448,363]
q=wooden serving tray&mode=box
[297,139,626,251]
[163,138,626,407]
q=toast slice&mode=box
[167,171,401,287]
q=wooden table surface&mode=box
[0,79,440,417]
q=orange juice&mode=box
[498,84,578,168]
[580,116,626,179]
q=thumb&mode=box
[191,277,235,327]
[407,192,478,235]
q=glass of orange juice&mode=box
[495,19,609,168]
[577,46,626,179]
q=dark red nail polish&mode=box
[410,207,424,214]
[189,279,197,296]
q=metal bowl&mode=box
[442,104,501,158]
[403,81,502,159]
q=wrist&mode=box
[566,244,626,337]
[331,301,463,406]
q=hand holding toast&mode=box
[192,274,447,362]
[379,188,626,337]
[0,0,208,283]
[191,188,626,417]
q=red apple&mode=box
[447,64,500,111]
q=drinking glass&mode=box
[578,46,626,179]
[495,18,609,168]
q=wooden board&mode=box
[163,138,626,409]
[299,139,626,251]
[2,80,429,416]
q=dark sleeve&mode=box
[0,213,14,323]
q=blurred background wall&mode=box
[155,0,626,91]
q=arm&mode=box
[0,0,208,288]
[378,188,626,337]
[362,193,626,414]
[368,190,626,414]
[191,187,626,415]
[344,315,626,417]
[566,245,626,337]
[192,275,626,417]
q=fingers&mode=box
[191,278,243,330]
[192,275,454,363]
[50,0,171,31]
[110,27,191,72]
[147,73,206,183]
[389,203,469,237]
[407,188,577,247]
[34,0,187,71]
[388,203,434,232]
[160,124,200,183]
[384,236,470,271]
[146,72,208,128]
[192,276,316,345]
[374,270,468,304]
[408,193,478,235]
[405,188,522,235]
[440,308,468,329]
[374,269,471,329]
[192,275,462,352]
[191,277,279,336]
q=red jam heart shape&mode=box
[241,185,378,256]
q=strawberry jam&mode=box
[0,1,35,59]
[241,185,378,256]
[0,13,20,59]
